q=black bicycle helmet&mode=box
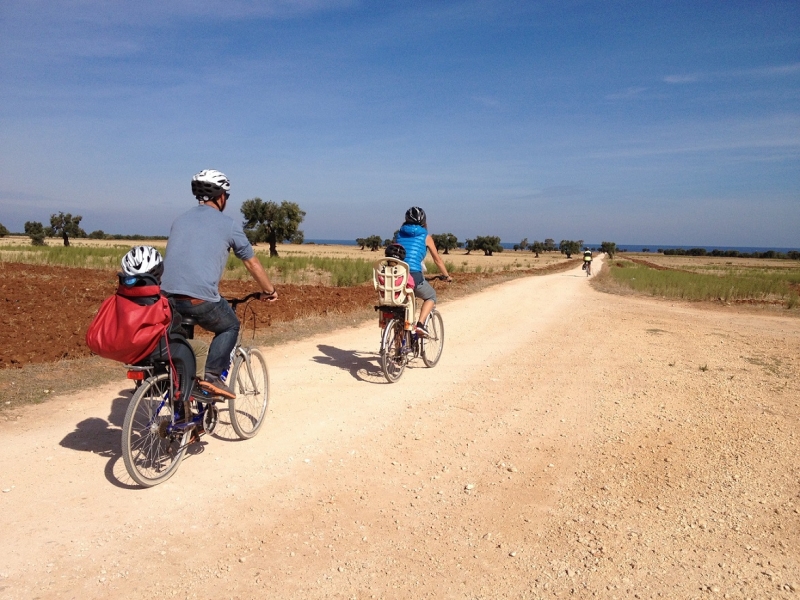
[191,169,231,202]
[404,206,427,227]
[384,243,406,261]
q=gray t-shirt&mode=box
[161,205,255,302]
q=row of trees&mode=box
[348,233,619,259]
[662,247,799,260]
[8,213,168,246]
[4,198,308,257]
[2,208,624,263]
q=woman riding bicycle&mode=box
[394,207,452,337]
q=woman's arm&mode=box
[425,235,452,281]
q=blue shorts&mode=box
[411,272,437,303]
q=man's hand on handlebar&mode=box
[439,275,453,282]
[259,289,278,302]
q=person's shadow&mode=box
[312,344,386,383]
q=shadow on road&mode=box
[59,389,142,489]
[59,386,252,489]
[312,344,385,383]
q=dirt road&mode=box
[1,257,798,599]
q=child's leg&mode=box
[187,338,209,379]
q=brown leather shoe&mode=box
[198,376,235,400]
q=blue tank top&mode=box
[396,224,428,272]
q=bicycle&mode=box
[120,293,270,487]
[584,261,592,276]
[373,259,446,383]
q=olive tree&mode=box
[600,241,617,258]
[559,239,581,258]
[355,235,382,251]
[48,212,86,246]
[25,221,46,246]
[466,235,503,256]
[431,233,459,255]
[241,198,306,258]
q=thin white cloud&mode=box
[584,115,800,161]
[664,62,800,85]
[472,96,503,109]
[605,86,648,100]
[663,74,700,84]
[740,62,800,77]
[4,0,358,25]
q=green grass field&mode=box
[607,258,800,308]
[0,244,380,287]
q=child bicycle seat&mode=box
[373,258,416,324]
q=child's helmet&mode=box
[191,169,231,201]
[121,245,164,278]
[385,243,406,261]
[404,206,426,227]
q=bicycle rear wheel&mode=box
[421,310,445,367]
[122,373,188,487]
[380,318,407,383]
[228,348,270,439]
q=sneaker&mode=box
[198,375,235,400]
[415,322,430,337]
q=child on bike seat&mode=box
[379,243,415,300]
[121,246,209,378]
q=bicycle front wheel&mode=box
[380,318,407,383]
[421,310,445,367]
[122,373,188,487]
[228,348,270,439]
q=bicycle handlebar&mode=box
[227,291,272,308]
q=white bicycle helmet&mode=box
[191,169,231,202]
[121,245,164,278]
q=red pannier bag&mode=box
[85,281,172,364]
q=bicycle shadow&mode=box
[312,344,385,383]
[58,387,210,488]
[59,389,143,489]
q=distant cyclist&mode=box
[161,169,278,399]
[583,248,593,275]
[394,207,452,337]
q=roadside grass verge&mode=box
[601,258,800,309]
[224,254,376,286]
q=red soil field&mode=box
[0,262,377,369]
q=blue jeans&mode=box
[170,297,239,378]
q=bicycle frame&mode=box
[121,293,270,486]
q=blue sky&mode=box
[1,0,798,247]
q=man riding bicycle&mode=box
[394,207,452,337]
[161,169,277,399]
